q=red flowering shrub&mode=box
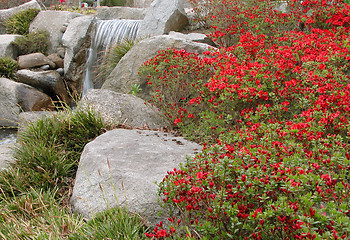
[139,49,217,142]
[158,120,350,239]
[140,0,350,239]
[189,0,350,47]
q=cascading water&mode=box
[82,19,142,95]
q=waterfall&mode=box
[82,19,142,95]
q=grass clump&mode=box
[0,106,149,239]
[5,8,40,35]
[0,107,106,199]
[0,57,18,80]
[68,207,148,240]
[0,188,85,239]
[12,30,49,56]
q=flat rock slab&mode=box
[71,129,201,224]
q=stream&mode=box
[0,128,17,145]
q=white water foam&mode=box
[0,128,16,145]
[82,19,142,95]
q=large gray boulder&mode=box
[138,0,189,38]
[71,129,201,224]
[18,53,56,69]
[79,89,168,129]
[102,35,213,100]
[96,6,146,20]
[62,15,94,93]
[0,34,20,59]
[29,10,82,54]
[16,69,69,102]
[0,0,41,34]
[0,78,52,127]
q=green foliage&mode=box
[5,8,40,35]
[130,83,142,96]
[0,57,18,80]
[12,30,50,55]
[0,107,106,199]
[95,39,136,86]
[101,0,126,7]
[0,188,85,239]
[68,207,148,240]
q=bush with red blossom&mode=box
[140,0,350,238]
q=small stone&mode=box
[56,68,64,76]
[40,64,50,70]
[47,53,64,69]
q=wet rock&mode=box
[16,69,69,102]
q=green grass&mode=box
[0,107,106,198]
[12,30,50,55]
[0,188,85,239]
[0,57,18,80]
[0,106,148,239]
[5,8,40,35]
[68,207,148,240]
